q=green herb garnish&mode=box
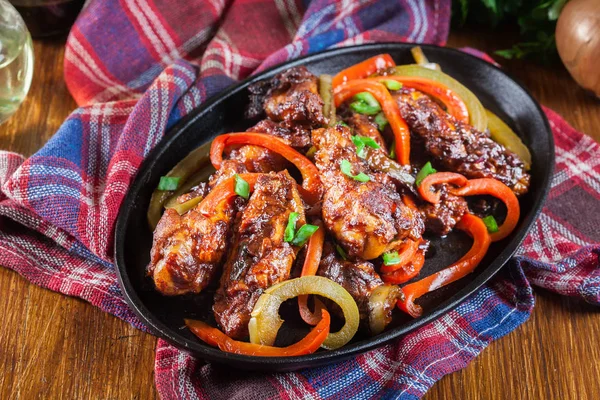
[389,140,396,159]
[483,215,499,233]
[374,112,388,132]
[415,162,437,187]
[452,0,567,62]
[158,176,180,191]
[234,174,250,199]
[340,159,370,182]
[382,251,401,266]
[352,135,381,158]
[284,212,300,242]
[291,224,319,247]
[382,80,402,91]
[336,244,348,260]
[349,92,381,115]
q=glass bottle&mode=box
[0,0,34,124]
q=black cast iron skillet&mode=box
[114,43,554,371]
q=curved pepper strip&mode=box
[298,221,326,325]
[332,54,396,87]
[417,172,468,204]
[197,173,260,217]
[381,250,425,284]
[379,195,421,274]
[370,76,469,124]
[418,172,520,241]
[451,178,520,242]
[334,80,411,165]
[380,239,420,274]
[397,213,492,317]
[184,309,330,356]
[210,132,322,203]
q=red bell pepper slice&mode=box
[451,178,520,242]
[397,213,491,317]
[380,239,420,274]
[371,76,469,124]
[210,132,322,203]
[418,172,520,242]
[297,221,326,325]
[332,54,396,87]
[334,80,411,165]
[197,173,260,217]
[417,172,468,204]
[185,309,330,356]
[381,250,425,285]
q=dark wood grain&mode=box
[0,29,599,399]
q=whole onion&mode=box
[556,0,600,97]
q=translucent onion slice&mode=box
[147,145,213,229]
[393,65,488,132]
[368,285,403,335]
[485,109,532,170]
[249,276,360,350]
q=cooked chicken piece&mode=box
[317,243,401,333]
[394,88,530,195]
[249,119,312,152]
[213,171,305,339]
[148,196,242,296]
[246,66,327,129]
[420,185,468,236]
[208,159,248,188]
[312,126,424,260]
[336,106,416,191]
[343,111,388,150]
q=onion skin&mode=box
[556,0,600,97]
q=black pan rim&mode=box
[114,42,554,369]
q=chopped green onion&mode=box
[353,173,370,182]
[340,159,370,182]
[382,80,402,91]
[284,212,300,242]
[234,174,250,199]
[415,162,437,187]
[350,92,381,115]
[352,135,380,150]
[353,92,380,107]
[349,101,380,115]
[335,244,348,260]
[374,112,388,132]
[354,142,366,158]
[291,224,319,247]
[337,121,349,128]
[482,215,499,233]
[305,146,317,158]
[158,176,180,191]
[382,251,401,266]
[352,135,380,158]
[389,140,396,160]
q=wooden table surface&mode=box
[1,28,599,400]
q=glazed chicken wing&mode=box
[317,243,401,328]
[213,171,306,339]
[148,196,241,296]
[247,66,327,129]
[394,89,530,195]
[312,125,424,260]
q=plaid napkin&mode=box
[1,0,598,398]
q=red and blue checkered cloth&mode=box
[1,0,598,398]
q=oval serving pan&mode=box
[114,43,554,372]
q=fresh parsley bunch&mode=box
[452,0,569,61]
